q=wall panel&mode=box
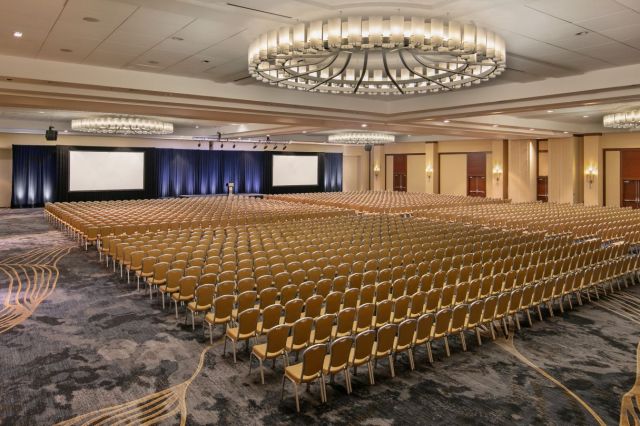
[440,154,467,196]
[407,154,426,192]
[605,150,621,207]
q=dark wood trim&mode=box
[502,139,509,199]
[384,153,424,191]
[601,148,640,207]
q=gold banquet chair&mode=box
[250,324,290,384]
[322,336,354,396]
[281,343,327,413]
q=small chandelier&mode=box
[328,132,395,144]
[248,16,506,95]
[71,115,174,135]
[603,110,640,129]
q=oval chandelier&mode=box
[328,132,395,144]
[248,16,506,95]
[71,115,174,135]
[603,110,640,129]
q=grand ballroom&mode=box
[1,0,640,424]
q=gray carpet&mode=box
[0,208,639,425]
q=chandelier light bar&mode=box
[603,110,640,129]
[248,15,506,95]
[328,132,395,145]
[71,116,174,135]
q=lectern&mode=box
[226,182,235,195]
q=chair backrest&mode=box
[291,317,314,346]
[313,314,335,343]
[153,262,170,280]
[301,344,327,380]
[324,291,343,314]
[265,324,290,355]
[236,291,257,315]
[353,329,376,361]
[194,284,215,308]
[199,273,217,286]
[237,307,260,336]
[305,295,324,318]
[466,300,484,327]
[216,281,235,296]
[336,308,356,334]
[214,294,235,320]
[166,268,184,288]
[450,304,468,332]
[260,287,279,308]
[396,319,417,349]
[375,324,397,354]
[415,313,434,343]
[356,303,375,328]
[178,276,198,296]
[283,298,304,324]
[263,304,284,329]
[434,309,452,336]
[328,336,353,369]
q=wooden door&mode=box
[537,177,548,202]
[621,151,640,208]
[393,155,407,192]
[467,153,486,197]
[622,180,640,208]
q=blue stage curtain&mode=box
[243,151,265,194]
[11,145,57,208]
[323,153,343,192]
[155,149,267,197]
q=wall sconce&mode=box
[373,164,380,177]
[586,166,597,187]
[425,164,433,181]
[493,165,503,182]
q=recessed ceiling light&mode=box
[529,128,535,131]
[38,111,45,114]
[266,134,270,137]
[583,115,589,118]
[443,120,450,123]
[547,110,554,113]
[231,123,238,125]
[171,36,184,41]
[63,130,68,133]
[407,134,411,136]
[13,31,23,38]
[60,48,73,53]
[83,17,100,23]
[302,131,307,134]
[492,124,499,127]
[195,125,199,129]
[563,131,569,134]
[361,124,368,128]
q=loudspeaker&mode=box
[45,126,58,141]
[364,144,373,152]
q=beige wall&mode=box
[440,154,467,196]
[385,155,394,191]
[490,140,506,199]
[407,154,426,193]
[372,145,385,191]
[583,135,602,206]
[548,137,581,204]
[0,148,11,207]
[508,139,537,202]
[605,150,621,207]
[425,143,438,194]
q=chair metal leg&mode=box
[232,340,237,364]
[444,336,450,357]
[459,332,467,351]
[475,328,482,346]
[209,322,213,344]
[408,348,415,370]
[191,311,195,330]
[294,383,300,412]
[260,359,265,384]
[367,361,375,384]
[281,375,286,400]
[426,341,434,363]
[388,355,395,377]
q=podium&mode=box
[226,182,235,196]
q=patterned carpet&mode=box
[1,208,639,425]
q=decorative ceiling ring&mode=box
[248,16,506,95]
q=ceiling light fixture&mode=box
[248,16,506,95]
[327,132,395,145]
[361,124,368,128]
[71,115,174,135]
[492,124,499,127]
[546,110,554,113]
[563,131,569,134]
[171,36,185,41]
[583,115,589,118]
[13,31,23,38]
[302,130,307,134]
[603,110,640,129]
[83,17,100,23]
[529,128,535,131]
[443,120,450,123]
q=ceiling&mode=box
[0,0,639,143]
[2,0,640,86]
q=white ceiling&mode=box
[1,0,640,85]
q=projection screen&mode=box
[69,150,145,191]
[272,155,318,186]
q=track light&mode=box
[208,141,213,151]
[197,142,201,148]
[264,145,268,149]
[273,145,277,150]
[220,143,224,148]
[253,144,257,149]
[283,146,287,150]
[233,144,236,148]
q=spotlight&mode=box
[273,145,277,150]
[220,143,224,148]
[197,142,201,148]
[283,146,287,150]
[232,144,236,148]
[253,144,257,149]
[264,145,268,149]
[208,141,213,150]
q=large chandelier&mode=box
[328,132,395,144]
[71,115,174,135]
[248,16,506,95]
[603,110,640,129]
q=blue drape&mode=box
[323,153,343,192]
[11,145,57,208]
[155,149,266,197]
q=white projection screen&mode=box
[69,150,145,191]
[272,155,319,186]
